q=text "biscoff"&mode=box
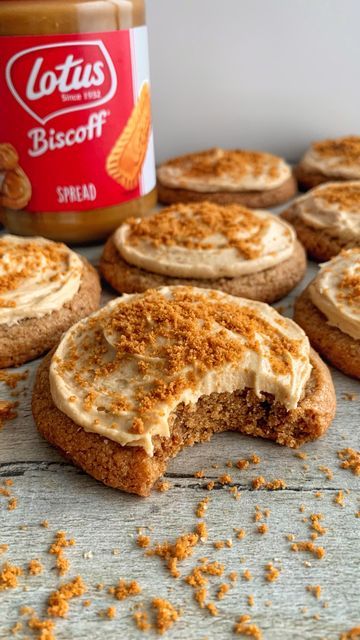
[27,109,108,157]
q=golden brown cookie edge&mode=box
[157,174,297,208]
[294,286,360,379]
[99,235,306,304]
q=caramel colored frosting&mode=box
[157,148,292,193]
[301,136,360,179]
[292,181,360,242]
[0,235,83,325]
[114,202,296,279]
[50,286,312,456]
[309,249,360,340]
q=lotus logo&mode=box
[6,41,117,125]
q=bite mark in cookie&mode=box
[33,287,336,495]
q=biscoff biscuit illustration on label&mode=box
[0,157,32,210]
[106,82,151,191]
[0,143,19,171]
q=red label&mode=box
[0,28,156,213]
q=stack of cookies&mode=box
[1,137,359,496]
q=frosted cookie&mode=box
[296,136,360,191]
[294,249,360,378]
[0,235,101,368]
[157,148,297,208]
[100,202,306,303]
[282,181,360,261]
[32,286,336,496]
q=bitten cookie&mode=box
[295,135,360,191]
[281,181,360,261]
[294,249,360,379]
[157,148,297,208]
[0,235,101,368]
[100,202,306,304]
[32,286,336,496]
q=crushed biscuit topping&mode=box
[124,202,273,259]
[318,182,360,210]
[0,235,83,325]
[167,148,282,181]
[115,199,295,281]
[313,136,360,166]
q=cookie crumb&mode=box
[48,576,86,618]
[109,579,141,600]
[0,400,18,430]
[7,497,18,511]
[206,602,218,616]
[196,497,209,518]
[152,598,180,634]
[291,541,325,559]
[265,563,280,582]
[28,559,43,576]
[257,524,268,535]
[234,614,262,638]
[236,459,249,470]
[49,531,75,576]
[219,474,232,485]
[243,569,253,581]
[28,616,56,640]
[338,448,360,476]
[137,534,151,548]
[0,563,23,590]
[216,583,230,600]
[334,490,345,507]
[134,610,151,632]
[196,521,208,542]
[156,480,172,492]
[306,584,322,599]
[319,466,333,480]
[236,528,246,540]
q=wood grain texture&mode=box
[0,242,359,640]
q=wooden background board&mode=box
[0,243,359,640]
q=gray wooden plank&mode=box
[1,470,359,640]
[0,233,359,639]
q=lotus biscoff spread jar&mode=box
[0,0,157,242]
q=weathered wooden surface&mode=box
[0,243,359,640]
